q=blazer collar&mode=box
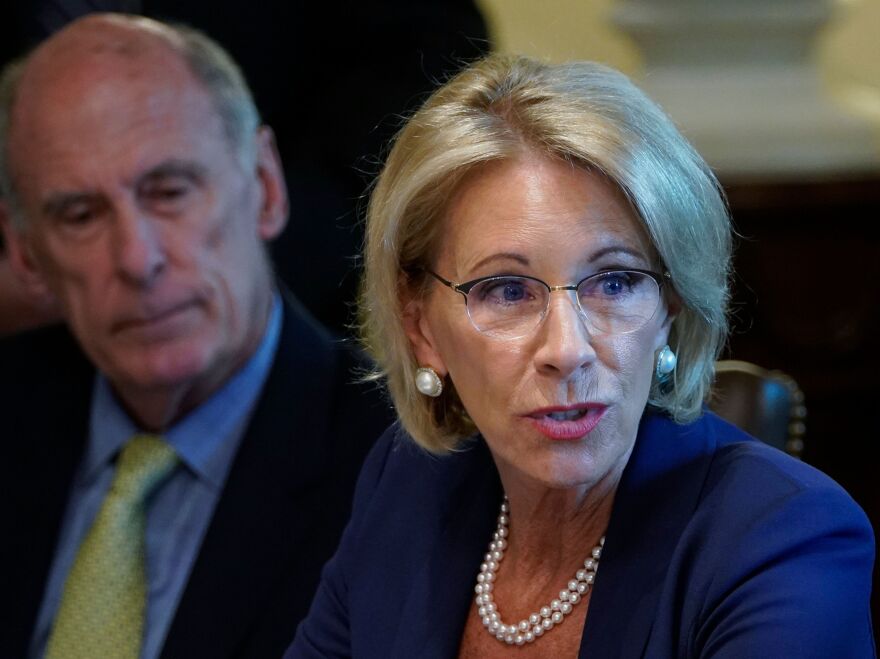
[389,438,502,659]
[579,412,719,658]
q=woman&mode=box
[287,55,875,657]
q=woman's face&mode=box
[406,154,674,495]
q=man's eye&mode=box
[60,204,97,225]
[146,184,190,200]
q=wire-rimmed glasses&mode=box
[428,269,669,340]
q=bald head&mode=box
[0,13,259,229]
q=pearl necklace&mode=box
[473,496,605,646]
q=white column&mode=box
[613,0,880,180]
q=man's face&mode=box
[5,37,287,415]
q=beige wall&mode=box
[477,0,880,121]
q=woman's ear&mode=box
[654,288,681,351]
[401,282,448,377]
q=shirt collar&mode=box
[84,293,283,489]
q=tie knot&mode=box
[111,434,179,503]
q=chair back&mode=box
[709,360,805,458]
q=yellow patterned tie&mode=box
[45,434,179,659]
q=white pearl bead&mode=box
[485,602,496,613]
[490,620,501,632]
[529,613,540,625]
[475,583,484,593]
[569,592,580,604]
[576,569,587,581]
[515,635,525,646]
[584,559,595,570]
[518,620,529,632]
[533,625,544,637]
[491,551,502,561]
[477,574,485,584]
[525,631,535,643]
[585,573,594,585]
[483,616,492,626]
[559,590,570,602]
[552,611,563,624]
[540,606,551,618]
[498,527,508,538]
[560,602,572,614]
[550,599,561,611]
[487,560,498,571]
[568,579,579,591]
[592,547,602,559]
[542,618,554,630]
[479,606,487,616]
[483,583,493,593]
[577,583,588,594]
[498,514,509,525]
[504,634,515,644]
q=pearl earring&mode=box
[415,367,443,397]
[655,345,677,380]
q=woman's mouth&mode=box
[524,404,607,440]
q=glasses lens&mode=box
[466,276,548,338]
[577,271,660,334]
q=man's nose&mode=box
[112,206,166,287]
[533,290,597,378]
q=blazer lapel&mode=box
[579,413,719,659]
[389,439,502,659]
[162,300,339,658]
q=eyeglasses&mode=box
[428,269,669,340]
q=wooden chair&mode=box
[708,360,806,458]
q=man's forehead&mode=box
[9,20,216,159]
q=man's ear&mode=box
[0,202,57,304]
[253,126,289,241]
[401,281,448,377]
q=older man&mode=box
[0,14,391,659]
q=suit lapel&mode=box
[2,327,93,658]
[579,413,719,658]
[161,300,339,658]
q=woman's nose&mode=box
[533,290,597,378]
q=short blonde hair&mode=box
[360,54,731,453]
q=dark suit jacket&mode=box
[0,297,393,658]
[288,412,876,658]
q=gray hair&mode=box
[359,53,732,453]
[0,17,260,229]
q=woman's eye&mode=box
[482,279,530,303]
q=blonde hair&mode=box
[360,54,731,453]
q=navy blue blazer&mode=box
[287,411,876,658]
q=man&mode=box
[0,14,391,659]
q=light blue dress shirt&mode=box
[30,295,282,659]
